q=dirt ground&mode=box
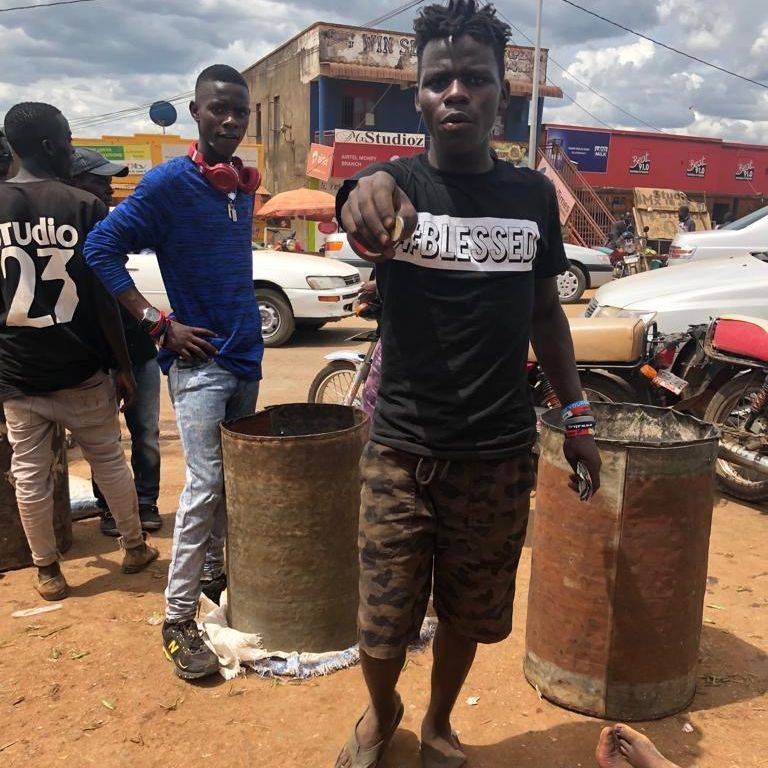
[1,313,767,768]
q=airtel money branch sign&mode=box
[330,129,425,179]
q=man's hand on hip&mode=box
[164,321,218,361]
[341,171,417,262]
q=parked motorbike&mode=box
[309,309,693,412]
[609,226,665,278]
[307,282,379,406]
[684,316,768,502]
[528,315,691,409]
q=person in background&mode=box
[0,102,158,600]
[67,148,162,535]
[333,2,601,766]
[609,211,634,245]
[85,65,263,680]
[0,129,12,181]
[677,205,695,232]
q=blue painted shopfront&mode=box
[309,76,541,145]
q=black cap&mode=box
[71,147,129,178]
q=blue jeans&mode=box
[93,358,161,508]
[165,359,260,622]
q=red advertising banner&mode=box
[306,143,334,182]
[545,124,768,196]
[332,142,424,179]
[537,156,576,224]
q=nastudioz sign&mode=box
[333,130,425,148]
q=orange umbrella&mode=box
[255,188,336,221]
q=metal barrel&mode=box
[221,404,368,653]
[525,403,719,720]
[0,422,72,572]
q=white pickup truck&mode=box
[128,247,361,346]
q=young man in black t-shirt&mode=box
[333,3,601,766]
[0,103,158,601]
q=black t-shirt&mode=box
[0,180,113,401]
[337,154,569,459]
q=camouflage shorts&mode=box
[358,441,534,659]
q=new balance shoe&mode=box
[162,619,220,680]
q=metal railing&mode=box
[540,144,616,248]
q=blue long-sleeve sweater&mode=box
[84,156,263,380]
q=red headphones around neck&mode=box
[187,142,261,195]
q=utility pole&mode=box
[528,0,544,169]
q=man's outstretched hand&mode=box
[341,171,418,262]
[563,436,602,496]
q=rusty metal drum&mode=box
[525,403,719,720]
[0,421,72,572]
[221,404,368,653]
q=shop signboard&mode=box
[736,159,755,181]
[333,129,425,148]
[686,156,707,178]
[76,143,153,175]
[537,156,576,225]
[331,140,423,179]
[628,151,651,175]
[306,143,334,182]
[546,127,610,173]
[318,25,549,86]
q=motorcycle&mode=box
[309,307,693,412]
[609,226,665,279]
[528,315,692,409]
[307,282,379,406]
[681,316,768,502]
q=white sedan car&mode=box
[668,205,768,264]
[128,248,361,346]
[586,252,768,333]
[324,233,611,303]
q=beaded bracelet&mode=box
[563,399,596,439]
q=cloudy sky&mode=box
[1,0,767,143]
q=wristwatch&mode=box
[139,306,162,334]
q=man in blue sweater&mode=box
[85,65,262,680]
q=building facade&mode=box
[73,133,264,203]
[243,22,561,195]
[545,124,768,223]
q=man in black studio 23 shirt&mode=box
[332,3,602,768]
[0,102,157,601]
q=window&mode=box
[254,103,262,141]
[273,96,280,144]
[341,94,377,130]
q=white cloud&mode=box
[0,0,767,145]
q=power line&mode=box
[497,7,663,133]
[0,0,97,12]
[560,0,768,91]
[69,2,426,132]
[367,0,425,28]
[493,6,616,131]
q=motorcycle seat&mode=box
[528,317,646,363]
[712,315,768,364]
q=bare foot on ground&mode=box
[595,725,624,768]
[420,721,466,768]
[615,724,680,768]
